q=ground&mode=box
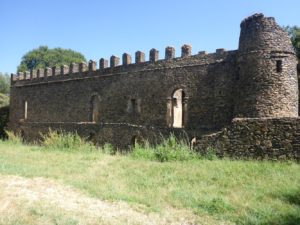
[0,175,207,225]
[0,140,299,225]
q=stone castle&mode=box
[8,14,300,159]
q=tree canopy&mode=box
[17,46,87,72]
[0,73,10,95]
[284,26,300,62]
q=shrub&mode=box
[5,130,23,145]
[101,143,116,155]
[131,134,201,162]
[0,105,9,139]
[202,146,218,160]
[41,129,96,151]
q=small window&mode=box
[24,101,28,119]
[131,99,137,113]
[128,98,140,114]
[276,60,282,73]
[90,95,100,122]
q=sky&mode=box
[0,0,300,73]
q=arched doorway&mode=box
[172,89,185,128]
[90,95,100,123]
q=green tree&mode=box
[17,46,87,72]
[283,26,300,62]
[0,73,10,95]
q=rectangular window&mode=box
[276,60,282,73]
[131,99,137,113]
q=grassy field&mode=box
[0,134,299,225]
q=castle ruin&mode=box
[8,14,300,159]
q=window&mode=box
[169,89,186,128]
[276,60,282,73]
[127,98,141,114]
[90,95,100,122]
[24,101,28,119]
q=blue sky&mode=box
[1,0,299,73]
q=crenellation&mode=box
[88,60,97,71]
[11,73,17,82]
[79,62,87,72]
[60,65,69,75]
[110,55,120,67]
[150,48,159,62]
[69,63,78,73]
[30,69,37,79]
[25,71,30,80]
[17,72,24,80]
[44,67,51,77]
[99,58,108,69]
[135,51,145,63]
[181,44,192,57]
[216,48,226,55]
[165,46,175,60]
[52,66,57,76]
[122,53,132,65]
[37,68,43,78]
[198,51,208,56]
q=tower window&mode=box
[127,98,141,114]
[276,60,282,73]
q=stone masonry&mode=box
[8,14,300,159]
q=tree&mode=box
[283,26,300,62]
[0,73,10,96]
[17,46,87,72]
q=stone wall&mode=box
[9,49,237,145]
[196,117,300,160]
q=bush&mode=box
[5,130,23,145]
[131,134,201,162]
[0,105,9,139]
[41,129,96,151]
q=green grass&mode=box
[0,133,299,224]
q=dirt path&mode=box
[0,175,202,225]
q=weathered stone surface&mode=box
[196,118,300,160]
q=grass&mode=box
[0,132,299,224]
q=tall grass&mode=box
[40,129,97,151]
[131,134,204,162]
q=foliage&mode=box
[5,130,23,145]
[0,141,299,224]
[40,129,96,151]
[17,46,87,72]
[284,25,300,61]
[131,134,202,162]
[0,93,9,108]
[0,106,9,139]
[0,72,10,95]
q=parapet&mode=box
[11,44,235,85]
[239,13,294,53]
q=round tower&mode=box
[235,13,298,118]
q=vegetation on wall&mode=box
[17,46,87,72]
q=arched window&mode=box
[90,95,100,123]
[172,89,185,128]
[167,89,186,128]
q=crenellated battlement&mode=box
[11,45,234,85]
